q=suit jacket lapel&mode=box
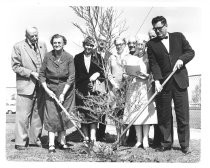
[169,33,173,55]
[37,43,45,61]
[168,33,177,66]
[159,40,169,54]
[23,40,39,65]
[81,52,89,74]
[48,50,61,67]
[156,37,172,66]
[90,53,100,74]
[59,51,69,65]
[89,55,95,74]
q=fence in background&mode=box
[6,75,201,128]
[188,74,201,129]
[173,74,201,129]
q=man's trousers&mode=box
[15,85,44,146]
[156,80,190,148]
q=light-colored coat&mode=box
[11,39,47,95]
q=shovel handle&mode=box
[53,96,86,139]
[116,69,177,145]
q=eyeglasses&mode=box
[153,24,165,32]
[115,43,124,46]
[128,42,136,45]
[85,44,94,47]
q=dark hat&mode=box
[83,36,95,46]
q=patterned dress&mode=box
[123,54,157,125]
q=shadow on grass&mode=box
[66,130,83,142]
[64,129,117,143]
[64,130,157,146]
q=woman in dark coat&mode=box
[74,36,104,143]
[39,34,75,153]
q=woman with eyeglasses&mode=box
[123,35,157,149]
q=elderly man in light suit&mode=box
[11,26,47,150]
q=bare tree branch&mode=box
[72,22,86,36]
[70,6,130,126]
[70,6,128,51]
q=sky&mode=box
[0,0,209,167]
[0,1,204,88]
[0,3,202,86]
[1,2,203,87]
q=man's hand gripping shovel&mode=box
[111,68,177,151]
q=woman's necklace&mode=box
[55,50,63,62]
[56,56,61,62]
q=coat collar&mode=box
[49,50,68,65]
[78,50,100,74]
[23,39,39,65]
[152,32,172,54]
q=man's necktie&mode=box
[32,43,37,52]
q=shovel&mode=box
[112,69,177,150]
[53,96,88,142]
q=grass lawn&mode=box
[6,114,200,162]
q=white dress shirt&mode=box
[84,54,91,73]
[161,33,169,53]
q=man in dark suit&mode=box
[147,16,194,154]
[11,26,47,150]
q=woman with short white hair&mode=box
[123,35,157,149]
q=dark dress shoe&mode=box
[48,145,56,153]
[29,142,42,147]
[152,142,161,148]
[181,147,191,154]
[57,143,71,150]
[155,146,171,152]
[15,145,27,150]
